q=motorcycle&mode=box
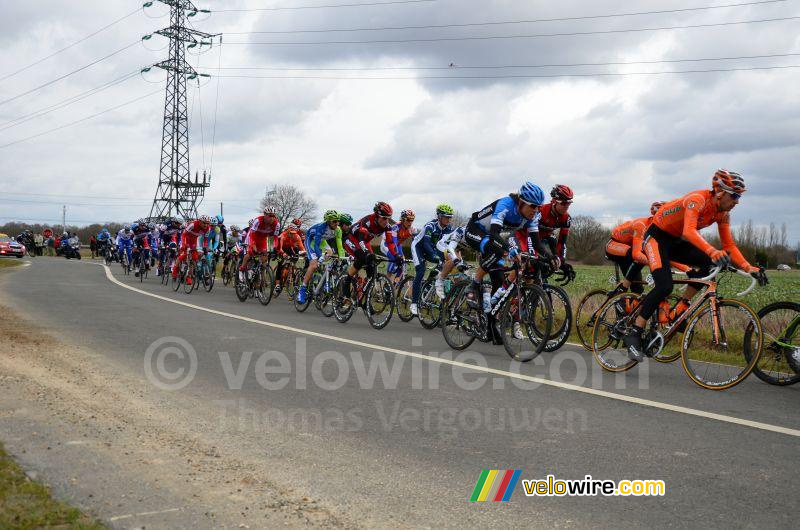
[62,242,82,260]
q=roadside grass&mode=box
[0,442,104,528]
[0,259,24,269]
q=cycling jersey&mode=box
[472,196,540,234]
[380,222,419,259]
[277,229,306,254]
[198,226,221,252]
[436,226,467,261]
[411,219,453,264]
[115,229,133,245]
[653,189,752,270]
[538,202,571,260]
[347,213,396,255]
[306,221,339,261]
[611,216,651,265]
[250,215,279,237]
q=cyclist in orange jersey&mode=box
[623,170,769,361]
[607,201,668,294]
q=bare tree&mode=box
[569,215,611,264]
[260,184,318,229]
[451,209,470,229]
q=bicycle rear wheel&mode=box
[256,266,274,305]
[499,285,552,362]
[575,289,608,351]
[203,263,215,292]
[234,271,249,302]
[681,299,762,390]
[318,271,338,317]
[591,292,641,372]
[747,301,800,386]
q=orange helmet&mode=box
[712,169,746,195]
[650,201,666,216]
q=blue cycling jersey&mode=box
[472,196,540,234]
[306,221,337,257]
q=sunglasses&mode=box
[378,215,392,220]
[555,200,573,205]
[727,192,742,201]
[519,200,541,209]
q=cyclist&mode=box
[409,204,454,316]
[131,221,153,277]
[434,224,467,299]
[275,218,306,294]
[297,210,340,304]
[172,215,211,285]
[157,218,182,276]
[198,216,222,275]
[464,182,555,313]
[538,184,575,279]
[215,215,226,254]
[340,202,397,306]
[115,224,134,266]
[222,225,243,273]
[623,170,769,361]
[96,228,113,259]
[381,209,419,285]
[239,207,280,281]
[605,201,674,293]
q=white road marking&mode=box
[95,262,800,438]
[108,507,181,521]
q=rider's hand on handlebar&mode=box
[750,266,769,287]
[709,249,730,268]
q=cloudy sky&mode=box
[1,0,799,244]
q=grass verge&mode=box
[0,442,104,528]
[0,259,24,269]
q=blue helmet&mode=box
[131,223,139,231]
[101,228,109,234]
[216,214,224,224]
[519,181,545,206]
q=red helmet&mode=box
[400,209,415,221]
[373,201,393,218]
[291,218,302,227]
[650,201,666,216]
[550,184,574,202]
[712,169,746,195]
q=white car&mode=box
[776,264,791,271]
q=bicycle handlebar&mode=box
[696,265,758,297]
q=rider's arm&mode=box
[419,223,438,259]
[333,226,345,257]
[557,218,570,260]
[680,193,717,257]
[718,214,755,272]
[631,218,649,265]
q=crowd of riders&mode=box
[97,169,767,361]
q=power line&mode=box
[215,52,800,72]
[0,7,141,83]
[225,0,789,34]
[214,63,800,80]
[211,0,437,13]
[223,15,800,45]
[0,71,140,132]
[0,198,152,207]
[0,89,162,149]
[0,41,140,108]
[0,191,257,203]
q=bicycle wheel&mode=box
[395,277,415,322]
[575,289,607,351]
[203,263,215,292]
[122,254,129,275]
[499,285,552,362]
[294,272,314,313]
[333,276,357,323]
[590,292,641,373]
[183,265,196,294]
[234,270,249,302]
[284,266,298,301]
[221,259,231,286]
[651,294,683,364]
[256,266,274,306]
[748,301,800,386]
[681,298,763,390]
[318,271,339,318]
[365,273,395,330]
[171,262,184,292]
[441,282,478,351]
[542,284,572,353]
[418,279,442,329]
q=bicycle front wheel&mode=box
[257,267,274,306]
[365,274,395,330]
[575,289,609,351]
[499,285,552,362]
[418,279,442,330]
[441,282,477,351]
[681,298,763,390]
[542,283,572,353]
[395,277,414,322]
[590,292,641,373]
[748,301,800,386]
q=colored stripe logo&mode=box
[470,470,521,501]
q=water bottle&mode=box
[482,286,492,313]
[490,286,507,308]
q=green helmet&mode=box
[338,213,353,225]
[324,210,339,222]
[436,203,454,217]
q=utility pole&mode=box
[220,201,223,217]
[61,205,66,234]
[147,0,217,222]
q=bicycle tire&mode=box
[542,283,572,353]
[395,276,415,322]
[318,270,339,318]
[681,298,763,390]
[234,271,249,302]
[365,273,395,330]
[591,292,641,373]
[441,281,478,351]
[418,279,441,330]
[747,301,800,386]
[334,275,357,323]
[294,271,314,313]
[257,266,274,306]
[500,284,552,362]
[575,289,608,351]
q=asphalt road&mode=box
[3,258,799,528]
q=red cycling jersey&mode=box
[347,213,396,255]
[653,189,752,270]
[250,215,279,237]
[181,220,209,247]
[538,203,571,259]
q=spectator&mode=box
[89,234,97,259]
[34,232,44,256]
